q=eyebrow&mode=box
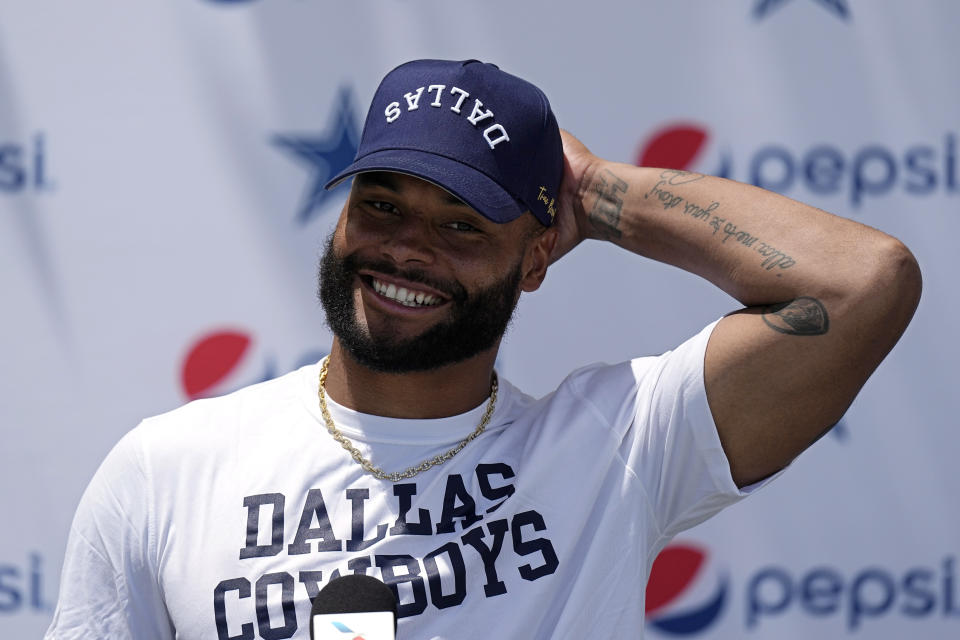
[355,172,471,208]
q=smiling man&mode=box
[46,59,921,639]
[318,173,531,378]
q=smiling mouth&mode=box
[369,276,444,308]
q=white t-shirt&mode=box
[45,322,773,639]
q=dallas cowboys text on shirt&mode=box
[213,463,559,639]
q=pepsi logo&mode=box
[637,122,959,208]
[180,329,264,400]
[637,125,710,171]
[646,543,728,635]
[179,328,328,401]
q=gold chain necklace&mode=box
[317,356,498,482]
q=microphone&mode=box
[310,574,399,640]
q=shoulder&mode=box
[130,363,319,472]
[503,321,719,438]
[141,363,315,436]
[494,360,647,442]
[558,321,718,410]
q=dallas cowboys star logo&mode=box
[273,86,360,225]
[754,0,850,21]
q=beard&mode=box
[318,234,524,373]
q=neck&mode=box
[323,340,499,419]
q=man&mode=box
[46,59,920,639]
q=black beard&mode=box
[318,235,523,373]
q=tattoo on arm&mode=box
[762,297,829,336]
[589,169,627,239]
[643,172,798,274]
[661,169,706,185]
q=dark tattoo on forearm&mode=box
[761,297,829,336]
[589,169,627,239]
[643,171,797,274]
[755,241,796,270]
[661,169,706,185]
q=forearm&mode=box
[577,160,911,309]
[555,132,921,485]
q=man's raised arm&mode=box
[552,131,922,487]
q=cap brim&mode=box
[324,149,526,224]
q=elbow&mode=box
[858,236,922,336]
[881,237,922,317]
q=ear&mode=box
[519,227,559,292]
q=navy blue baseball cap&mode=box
[325,59,563,226]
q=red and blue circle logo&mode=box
[179,328,327,400]
[637,124,711,171]
[646,543,728,635]
[180,329,271,400]
[637,123,732,181]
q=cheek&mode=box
[334,202,352,232]
[342,212,401,255]
[353,287,369,323]
[329,214,354,257]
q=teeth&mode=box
[371,278,440,307]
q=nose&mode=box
[381,217,436,265]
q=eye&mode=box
[444,220,481,233]
[367,200,400,215]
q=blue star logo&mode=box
[273,86,360,225]
[754,0,850,21]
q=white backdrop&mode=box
[2,1,957,638]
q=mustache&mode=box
[340,252,468,303]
